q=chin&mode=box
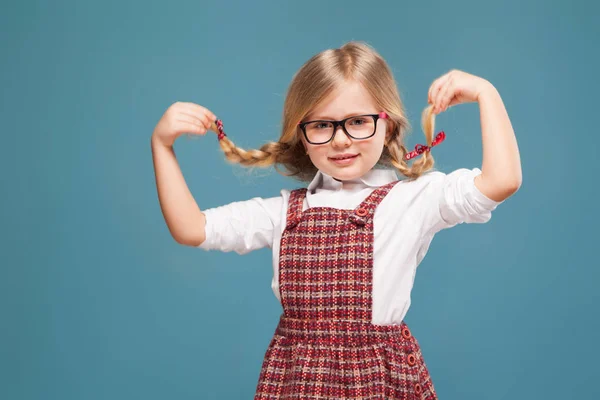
[327,166,364,181]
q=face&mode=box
[300,80,389,181]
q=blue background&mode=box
[2,0,598,399]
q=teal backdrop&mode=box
[2,0,598,399]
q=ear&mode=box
[385,119,397,144]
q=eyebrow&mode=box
[304,111,376,121]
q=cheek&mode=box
[306,146,327,163]
[359,135,386,155]
[313,147,329,158]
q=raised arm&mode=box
[473,83,522,201]
[429,70,522,202]
[151,102,217,246]
[151,137,206,246]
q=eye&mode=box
[348,117,368,126]
[307,121,333,130]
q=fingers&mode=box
[177,102,217,122]
[429,73,453,114]
[179,110,212,130]
[176,116,209,135]
[171,102,219,135]
[428,73,450,106]
[436,79,453,113]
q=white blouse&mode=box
[198,167,504,325]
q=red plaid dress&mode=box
[255,180,438,399]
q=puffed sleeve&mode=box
[422,168,504,234]
[197,196,283,254]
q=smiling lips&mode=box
[329,153,358,160]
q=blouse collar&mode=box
[307,168,399,192]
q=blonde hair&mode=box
[215,41,439,182]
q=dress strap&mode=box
[285,188,307,230]
[285,180,399,229]
[348,180,400,226]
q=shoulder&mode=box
[278,186,307,202]
[202,191,287,228]
[385,168,452,201]
[383,166,500,217]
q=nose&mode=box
[331,124,351,147]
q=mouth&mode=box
[329,154,359,160]
[329,154,359,165]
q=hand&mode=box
[427,70,493,114]
[151,102,217,147]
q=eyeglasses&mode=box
[298,112,389,145]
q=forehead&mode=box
[305,80,377,120]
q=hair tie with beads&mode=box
[405,131,446,160]
[210,119,227,140]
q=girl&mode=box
[151,41,521,399]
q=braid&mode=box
[217,136,281,168]
[208,120,316,182]
[207,103,441,183]
[384,104,438,180]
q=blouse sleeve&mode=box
[423,167,504,234]
[197,196,283,254]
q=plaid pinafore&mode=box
[255,181,438,399]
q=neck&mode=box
[333,176,363,191]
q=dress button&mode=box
[401,327,412,339]
[415,383,422,395]
[407,354,416,366]
[355,208,368,217]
